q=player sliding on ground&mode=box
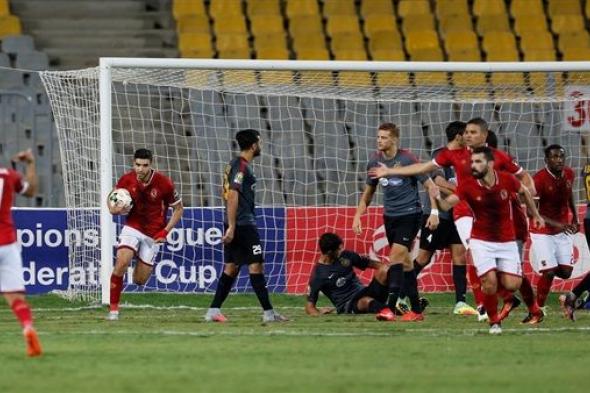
[107,148,184,320]
[204,129,288,323]
[306,233,395,321]
[0,149,42,356]
[434,146,544,334]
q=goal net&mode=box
[40,60,590,303]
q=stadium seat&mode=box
[414,72,449,86]
[255,33,287,49]
[181,47,214,58]
[213,14,247,34]
[368,31,403,52]
[405,31,440,52]
[216,34,250,51]
[473,0,506,16]
[376,71,410,86]
[520,31,554,52]
[551,15,586,35]
[587,0,590,19]
[401,15,435,34]
[1,34,34,55]
[323,0,356,16]
[218,48,251,59]
[360,0,394,17]
[435,0,469,17]
[371,49,405,61]
[438,13,473,34]
[250,15,284,36]
[398,0,430,17]
[444,31,479,53]
[363,15,399,36]
[209,0,243,18]
[222,70,257,86]
[256,46,289,59]
[523,50,557,61]
[292,34,327,53]
[285,0,320,17]
[296,48,330,60]
[486,47,520,61]
[563,48,590,60]
[482,31,517,53]
[513,14,549,36]
[176,15,210,34]
[0,16,21,38]
[331,32,364,51]
[558,31,590,52]
[178,33,212,55]
[247,0,281,16]
[173,0,206,19]
[15,51,49,70]
[447,49,481,61]
[510,0,544,17]
[0,0,8,17]
[333,50,368,61]
[298,70,334,86]
[547,0,581,17]
[338,71,373,87]
[289,15,323,35]
[410,48,445,61]
[325,15,362,36]
[476,15,510,35]
[453,72,487,87]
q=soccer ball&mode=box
[108,188,133,212]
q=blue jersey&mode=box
[223,156,256,226]
[366,149,428,217]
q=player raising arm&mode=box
[107,148,183,320]
[1,149,42,356]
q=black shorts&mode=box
[224,224,264,265]
[343,287,371,314]
[419,215,462,252]
[383,213,421,249]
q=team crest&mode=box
[234,172,244,184]
[340,258,351,267]
[500,189,508,200]
[150,188,159,200]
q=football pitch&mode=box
[0,293,588,393]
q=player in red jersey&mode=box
[529,145,578,315]
[435,146,544,334]
[107,148,183,320]
[0,149,42,356]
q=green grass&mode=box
[1,293,589,393]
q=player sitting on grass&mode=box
[305,232,396,321]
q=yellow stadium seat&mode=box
[285,0,319,17]
[360,0,394,17]
[453,72,487,87]
[181,47,214,58]
[473,0,506,16]
[587,0,590,19]
[296,48,330,60]
[216,33,249,51]
[259,70,295,85]
[444,31,478,52]
[519,31,554,52]
[436,0,469,17]
[333,50,368,61]
[547,0,581,16]
[323,0,356,15]
[256,46,290,59]
[254,33,287,49]
[292,33,327,52]
[368,31,403,52]
[176,15,210,34]
[558,31,590,52]
[414,72,450,86]
[447,49,481,61]
[562,48,590,61]
[513,15,548,36]
[377,72,411,87]
[298,71,334,86]
[486,47,520,61]
[338,72,373,87]
[552,15,586,35]
[223,70,257,86]
[0,16,22,38]
[209,0,243,18]
[398,0,430,17]
[438,14,473,34]
[289,15,323,35]
[247,0,281,15]
[173,0,206,19]
[213,14,247,34]
[218,48,251,59]
[406,30,440,52]
[0,0,9,17]
[371,49,406,61]
[491,73,525,86]
[482,31,517,53]
[325,15,361,36]
[524,50,557,61]
[401,15,435,34]
[178,32,212,54]
[410,48,445,61]
[331,32,364,51]
[250,15,284,35]
[476,15,510,35]
[510,0,544,17]
[363,15,398,36]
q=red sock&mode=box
[483,293,499,324]
[496,282,513,302]
[519,275,539,312]
[467,262,485,306]
[11,298,33,329]
[536,274,554,307]
[110,274,123,312]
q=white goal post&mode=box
[40,59,590,304]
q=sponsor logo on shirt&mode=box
[379,177,403,187]
[336,277,347,287]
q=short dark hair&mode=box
[486,130,498,148]
[319,232,343,256]
[236,129,260,151]
[544,144,565,158]
[445,121,466,142]
[467,117,489,132]
[471,146,494,162]
[378,122,400,138]
[134,148,153,161]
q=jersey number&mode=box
[252,245,262,255]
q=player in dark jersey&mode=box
[353,122,439,321]
[306,233,395,321]
[205,129,287,323]
[107,148,184,320]
[0,149,42,356]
